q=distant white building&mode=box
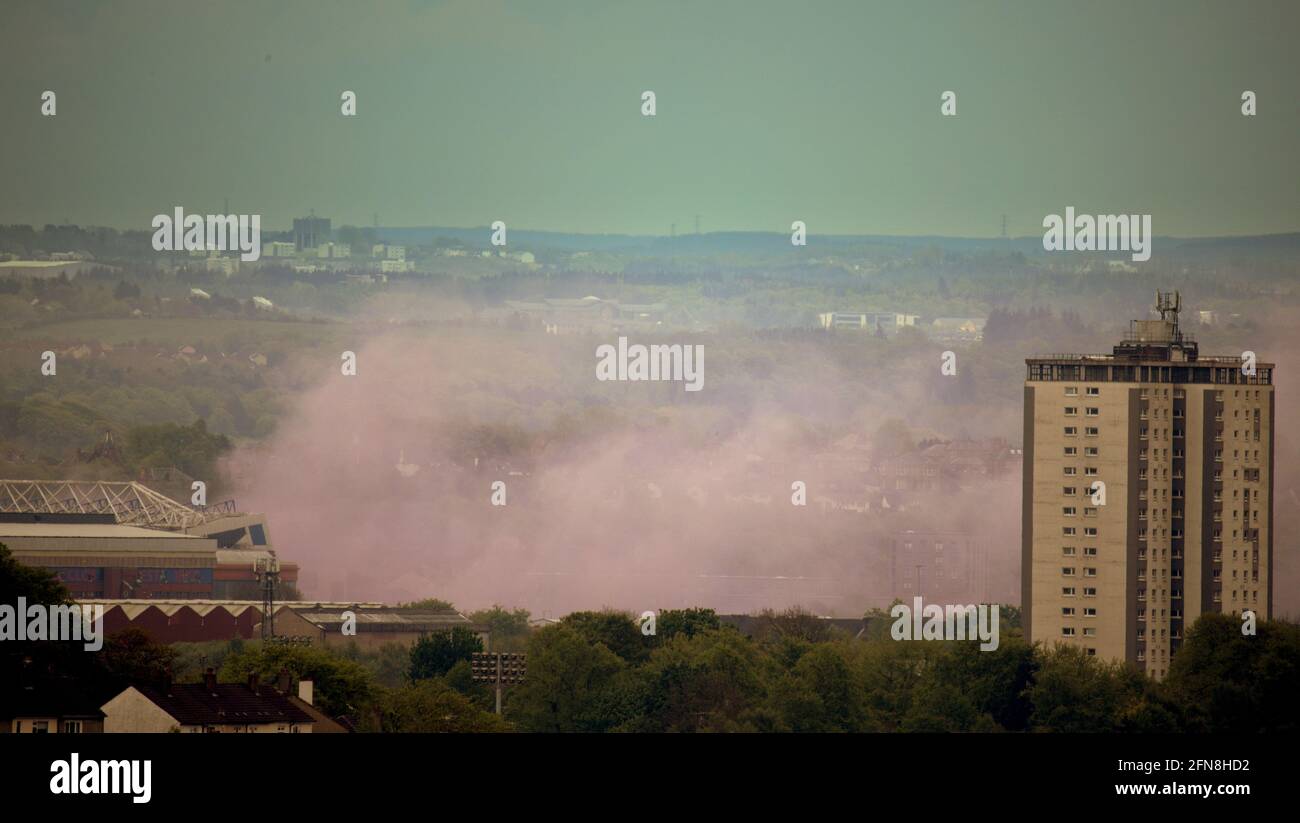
[1198,310,1219,325]
[818,312,919,333]
[263,241,296,258]
[189,288,211,300]
[252,296,274,310]
[380,259,412,273]
[317,242,350,259]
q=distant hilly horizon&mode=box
[9,221,1300,260]
[369,226,1300,258]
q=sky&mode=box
[1,0,1297,237]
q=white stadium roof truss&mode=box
[0,480,224,530]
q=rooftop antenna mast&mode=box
[1155,290,1181,323]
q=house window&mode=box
[61,721,83,734]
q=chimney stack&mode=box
[204,667,217,691]
[276,668,291,694]
[248,672,260,694]
[298,679,314,706]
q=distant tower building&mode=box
[1023,291,1273,679]
[293,215,331,251]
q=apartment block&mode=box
[1022,292,1273,678]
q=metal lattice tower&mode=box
[254,556,281,640]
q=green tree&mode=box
[124,418,231,480]
[467,604,531,650]
[656,607,721,642]
[633,629,771,732]
[750,606,832,646]
[1162,613,1300,733]
[769,642,867,732]
[561,610,648,662]
[408,627,483,681]
[220,642,376,718]
[856,638,939,731]
[0,542,71,606]
[379,679,509,733]
[98,627,177,689]
[399,597,456,611]
[1027,644,1143,732]
[507,625,627,732]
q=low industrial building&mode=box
[273,604,488,651]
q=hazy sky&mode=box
[1,0,1296,237]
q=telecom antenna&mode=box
[254,556,281,640]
